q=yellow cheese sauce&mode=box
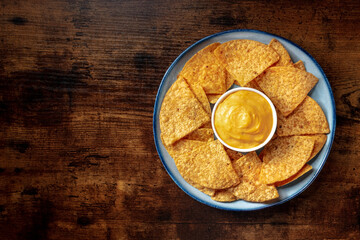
[214,90,273,149]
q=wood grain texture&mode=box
[0,0,359,239]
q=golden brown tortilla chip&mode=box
[180,43,229,94]
[225,71,236,90]
[201,122,212,128]
[256,66,318,116]
[186,82,211,114]
[207,94,221,104]
[308,134,327,161]
[207,69,237,103]
[293,60,306,71]
[174,140,240,189]
[232,152,262,180]
[160,77,210,146]
[244,184,279,202]
[269,38,292,66]
[274,164,312,187]
[230,152,279,202]
[184,128,214,142]
[211,189,237,202]
[260,136,315,184]
[214,40,279,86]
[225,147,244,161]
[277,96,330,136]
[243,76,264,93]
[165,139,216,196]
[166,139,206,158]
[187,179,216,197]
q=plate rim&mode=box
[153,29,336,211]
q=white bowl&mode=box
[211,87,277,153]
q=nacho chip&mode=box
[174,140,239,189]
[230,152,279,202]
[165,139,215,196]
[274,164,312,187]
[180,43,229,94]
[207,69,237,103]
[201,122,212,128]
[207,94,221,104]
[258,134,278,162]
[231,181,257,199]
[269,39,292,66]
[243,76,263,93]
[244,184,279,202]
[225,147,244,161]
[187,82,211,114]
[223,67,236,90]
[184,128,214,142]
[166,139,206,158]
[160,77,210,146]
[308,134,327,161]
[294,60,306,71]
[277,96,330,136]
[260,136,315,184]
[232,152,262,180]
[211,189,237,202]
[230,152,261,199]
[187,179,216,197]
[214,40,280,86]
[256,66,318,116]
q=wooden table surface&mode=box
[1,0,359,239]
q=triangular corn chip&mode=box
[214,40,279,86]
[260,136,315,184]
[256,66,318,116]
[160,77,210,146]
[269,38,292,66]
[277,96,330,136]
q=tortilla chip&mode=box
[274,164,312,187]
[225,147,244,161]
[308,134,327,161]
[243,76,264,93]
[230,152,278,202]
[269,39,292,66]
[180,43,230,94]
[160,77,210,146]
[293,60,306,71]
[201,122,212,128]
[244,184,279,202]
[260,136,315,184]
[211,189,237,202]
[230,152,261,199]
[224,67,236,89]
[187,179,216,197]
[232,152,262,180]
[231,181,257,199]
[207,94,221,104]
[214,40,280,86]
[174,140,239,189]
[277,96,330,136]
[165,139,215,196]
[184,128,214,142]
[166,139,206,158]
[256,66,318,116]
[186,82,211,114]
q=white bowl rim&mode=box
[211,87,278,153]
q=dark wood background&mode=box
[0,0,359,239]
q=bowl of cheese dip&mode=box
[212,87,277,153]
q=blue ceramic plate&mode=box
[153,30,336,211]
